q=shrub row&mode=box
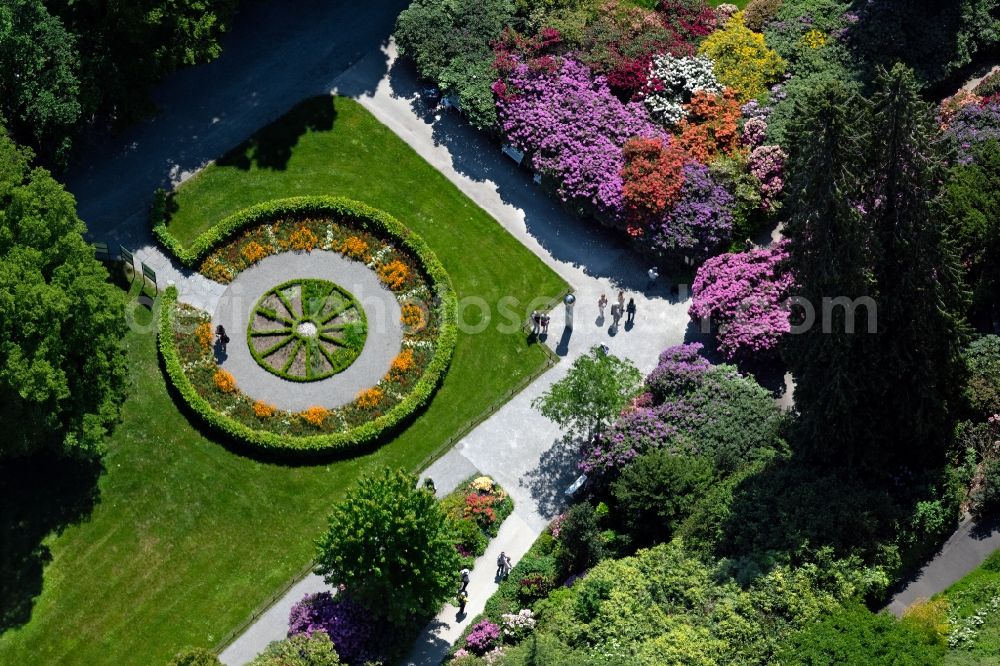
[156,197,458,456]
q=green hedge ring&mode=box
[154,196,458,457]
[248,278,367,382]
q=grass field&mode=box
[0,96,566,665]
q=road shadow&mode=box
[217,96,337,171]
[405,618,452,666]
[970,514,1000,540]
[519,437,579,520]
[0,454,102,633]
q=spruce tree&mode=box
[783,79,876,467]
[859,64,968,467]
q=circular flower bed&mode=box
[248,278,367,381]
[157,196,457,456]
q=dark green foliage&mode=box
[611,448,713,548]
[777,602,946,665]
[554,502,607,578]
[709,155,766,248]
[963,336,1000,417]
[972,457,1000,519]
[942,140,1000,322]
[315,468,460,626]
[498,632,605,666]
[784,66,969,470]
[0,128,126,459]
[394,0,514,129]
[0,0,81,163]
[167,647,222,666]
[248,632,341,666]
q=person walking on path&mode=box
[626,298,636,325]
[541,314,550,334]
[216,324,230,353]
[617,290,625,311]
[530,311,540,335]
[459,568,471,592]
[611,304,622,330]
[456,589,468,617]
[496,552,512,579]
[598,294,608,318]
[647,267,659,290]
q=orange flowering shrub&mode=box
[341,236,370,261]
[213,369,237,393]
[241,241,269,264]
[195,322,214,351]
[401,303,426,329]
[674,90,742,162]
[621,137,688,224]
[356,387,385,409]
[289,225,319,251]
[378,260,410,290]
[201,257,233,283]
[300,405,330,427]
[388,349,415,380]
[253,400,277,418]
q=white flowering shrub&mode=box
[643,55,722,126]
[501,608,537,642]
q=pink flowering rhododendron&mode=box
[748,144,787,211]
[689,242,796,360]
[496,57,667,223]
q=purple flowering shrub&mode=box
[465,619,501,655]
[496,57,666,223]
[942,101,1000,165]
[288,592,374,665]
[650,161,734,259]
[645,342,713,401]
[748,144,787,211]
[689,242,796,360]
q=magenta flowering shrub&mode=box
[496,57,666,222]
[465,619,501,655]
[741,116,768,148]
[942,101,1000,165]
[650,162,734,259]
[288,592,374,665]
[689,242,796,360]
[579,405,687,474]
[748,144,787,210]
[645,342,713,401]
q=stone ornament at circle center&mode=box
[248,278,367,382]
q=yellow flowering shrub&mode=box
[195,322,214,351]
[201,257,233,283]
[470,476,495,493]
[300,405,330,427]
[378,260,410,290]
[213,369,237,393]
[341,236,370,261]
[801,29,827,49]
[356,387,384,409]
[289,226,319,251]
[901,598,950,647]
[241,241,269,264]
[253,400,277,418]
[698,12,787,103]
[401,303,425,330]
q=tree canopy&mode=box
[0,128,126,459]
[314,467,460,625]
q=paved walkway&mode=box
[220,42,690,665]
[212,251,403,411]
[886,516,1000,617]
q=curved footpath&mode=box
[219,42,691,666]
[887,516,1000,617]
[213,251,403,411]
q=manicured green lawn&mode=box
[0,96,566,665]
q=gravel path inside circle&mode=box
[212,250,402,411]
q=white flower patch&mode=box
[324,225,335,250]
[403,339,436,349]
[643,55,722,127]
[367,245,393,267]
[266,225,278,247]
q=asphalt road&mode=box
[63,0,410,246]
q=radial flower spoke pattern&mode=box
[248,278,367,381]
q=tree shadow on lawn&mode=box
[216,96,337,171]
[0,454,102,634]
[519,436,580,521]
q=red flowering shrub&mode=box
[464,492,498,528]
[621,136,688,225]
[674,89,743,162]
[658,0,718,45]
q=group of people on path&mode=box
[455,551,513,616]
[530,311,550,335]
[598,290,637,331]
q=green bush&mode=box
[975,70,1000,97]
[744,0,783,31]
[964,336,1000,418]
[554,503,607,579]
[156,198,457,457]
[972,457,1000,520]
[611,449,714,548]
[455,516,489,557]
